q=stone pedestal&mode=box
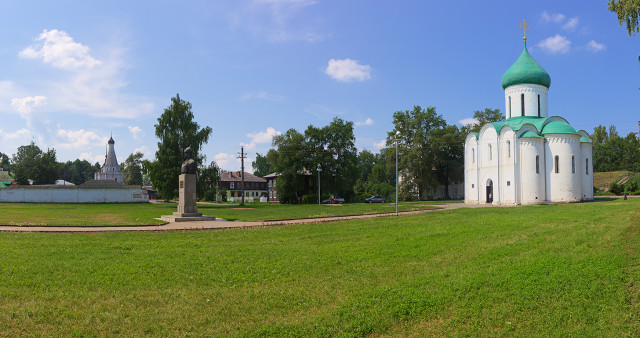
[160,174,215,222]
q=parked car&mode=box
[322,196,345,204]
[364,196,386,203]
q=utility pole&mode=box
[237,146,247,206]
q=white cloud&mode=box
[19,29,101,70]
[373,140,386,150]
[537,34,571,54]
[80,152,106,165]
[325,58,372,82]
[237,90,284,102]
[0,128,32,141]
[11,96,47,126]
[214,152,240,171]
[562,17,579,31]
[133,145,152,159]
[355,118,374,126]
[18,29,154,119]
[55,128,105,149]
[459,118,479,126]
[241,127,281,150]
[541,11,566,23]
[586,40,606,52]
[128,126,144,140]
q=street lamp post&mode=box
[317,164,322,205]
[395,131,400,216]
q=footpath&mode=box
[0,203,496,233]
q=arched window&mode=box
[555,155,559,173]
[521,93,525,116]
[536,155,540,174]
[506,140,511,158]
[586,159,589,175]
[572,156,575,173]
[508,96,511,118]
[472,148,475,163]
[537,94,541,117]
[488,144,492,161]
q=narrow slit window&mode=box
[586,159,589,175]
[521,93,525,116]
[536,155,539,174]
[572,156,575,173]
[555,155,559,174]
[508,96,511,118]
[488,144,492,161]
[472,148,475,163]
[537,94,541,117]
[506,140,511,158]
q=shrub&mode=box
[609,182,624,195]
[301,194,319,204]
[358,193,373,202]
[203,189,216,202]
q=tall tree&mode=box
[197,161,220,200]
[270,129,305,204]
[430,125,466,198]
[149,94,212,200]
[252,153,273,177]
[121,152,144,186]
[387,106,447,200]
[60,159,99,185]
[609,0,640,63]
[12,142,59,185]
[0,152,10,170]
[468,108,503,133]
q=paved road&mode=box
[0,202,498,233]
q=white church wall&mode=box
[518,137,546,204]
[464,135,479,203]
[545,134,582,202]
[477,126,499,204]
[499,129,517,204]
[504,84,548,118]
[581,143,594,201]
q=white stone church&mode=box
[94,135,124,183]
[464,38,593,205]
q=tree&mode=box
[467,108,503,133]
[252,153,273,177]
[121,152,144,186]
[387,106,447,200]
[609,0,640,63]
[197,161,220,200]
[60,159,99,185]
[12,142,59,185]
[270,129,306,204]
[0,152,9,169]
[429,125,466,198]
[148,94,212,200]
[356,150,377,182]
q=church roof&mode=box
[484,116,591,143]
[501,42,551,89]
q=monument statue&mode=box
[181,147,197,174]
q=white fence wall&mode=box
[0,187,149,203]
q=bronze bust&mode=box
[181,147,197,174]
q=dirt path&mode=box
[0,203,500,233]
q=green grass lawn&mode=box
[0,198,638,335]
[0,201,442,225]
[593,170,635,190]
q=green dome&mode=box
[501,42,551,89]
[541,121,577,135]
[520,131,542,138]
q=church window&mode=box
[507,181,511,186]
[472,148,475,163]
[488,144,492,160]
[472,184,474,188]
[536,155,540,174]
[508,96,512,118]
[572,156,575,173]
[586,159,589,175]
[537,95,541,117]
[521,94,525,116]
[506,141,511,158]
[555,156,559,173]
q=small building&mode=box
[94,135,124,183]
[218,171,267,202]
[264,173,278,202]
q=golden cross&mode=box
[519,19,530,40]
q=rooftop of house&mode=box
[219,171,267,183]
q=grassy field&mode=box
[0,201,442,225]
[0,197,638,335]
[593,170,635,190]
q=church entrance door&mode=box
[486,179,493,203]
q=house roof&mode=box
[219,171,266,183]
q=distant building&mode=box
[264,173,278,202]
[218,171,267,202]
[94,135,124,183]
[0,171,14,188]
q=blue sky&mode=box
[0,0,638,172]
